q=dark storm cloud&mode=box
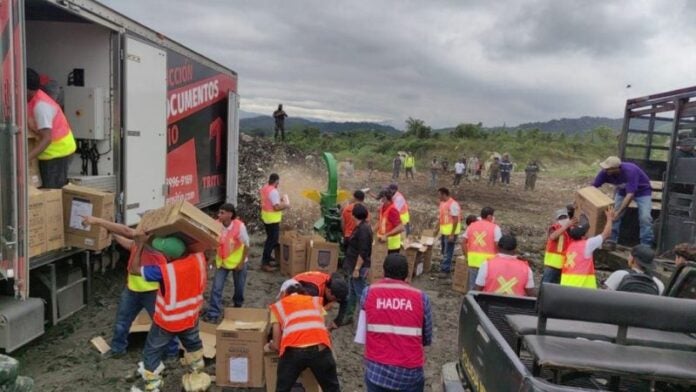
[101,0,696,128]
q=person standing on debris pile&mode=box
[453,159,465,186]
[260,173,289,272]
[488,157,500,186]
[128,231,210,392]
[500,154,513,185]
[592,156,654,246]
[80,216,180,360]
[430,158,439,187]
[341,190,369,245]
[341,203,372,327]
[354,254,432,392]
[202,204,249,323]
[389,183,411,235]
[392,154,402,180]
[436,188,461,277]
[475,235,536,297]
[26,68,76,189]
[273,104,288,141]
[266,283,341,392]
[292,271,349,329]
[377,189,404,254]
[603,244,663,295]
[462,207,502,291]
[561,208,614,289]
[524,160,540,191]
[404,152,415,179]
[541,209,576,284]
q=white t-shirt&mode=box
[604,268,665,295]
[475,254,534,288]
[393,192,406,211]
[582,234,604,258]
[449,202,461,217]
[269,188,281,206]
[33,101,57,130]
[455,162,465,174]
[462,224,502,242]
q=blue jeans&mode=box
[365,375,424,392]
[440,236,455,273]
[541,267,562,284]
[207,263,247,318]
[111,287,179,356]
[612,194,654,245]
[143,322,202,371]
[468,267,479,291]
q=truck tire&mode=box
[2,376,34,392]
[0,355,19,386]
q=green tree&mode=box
[452,123,482,139]
[405,117,431,139]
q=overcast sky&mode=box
[103,0,696,128]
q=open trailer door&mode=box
[122,36,167,225]
[225,91,239,205]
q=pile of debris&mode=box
[236,134,307,232]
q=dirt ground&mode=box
[15,165,591,391]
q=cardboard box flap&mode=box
[129,310,152,333]
[63,183,113,197]
[219,320,267,331]
[178,200,223,235]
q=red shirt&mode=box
[380,202,401,234]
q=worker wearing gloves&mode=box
[202,204,249,323]
[260,173,289,272]
[461,207,502,291]
[377,189,405,254]
[292,271,349,329]
[26,68,76,189]
[474,235,536,297]
[129,231,210,392]
[389,183,411,235]
[561,208,615,289]
[266,283,341,392]
[80,216,179,360]
[541,208,576,284]
[355,254,432,392]
[436,187,461,277]
[593,156,654,246]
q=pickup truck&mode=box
[441,263,696,392]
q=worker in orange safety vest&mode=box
[561,208,615,289]
[436,187,461,276]
[266,284,340,392]
[376,188,405,254]
[474,234,536,297]
[461,207,501,291]
[129,231,210,392]
[26,68,76,189]
[541,207,577,284]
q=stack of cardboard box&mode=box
[279,232,339,277]
[28,187,64,257]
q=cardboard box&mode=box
[129,310,152,333]
[452,256,469,294]
[138,200,222,253]
[62,184,114,251]
[28,187,65,257]
[369,239,389,283]
[216,308,269,388]
[307,238,338,275]
[421,247,433,274]
[280,231,308,277]
[264,353,321,392]
[403,248,418,283]
[575,187,613,237]
[27,138,42,188]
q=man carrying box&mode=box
[260,173,290,272]
[80,216,179,360]
[266,283,341,392]
[202,204,249,323]
[128,231,210,392]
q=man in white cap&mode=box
[592,156,654,246]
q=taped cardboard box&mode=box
[138,200,222,253]
[27,138,42,188]
[28,187,64,257]
[264,353,321,392]
[575,187,613,237]
[62,184,114,251]
[452,256,469,294]
[216,308,269,388]
[280,231,309,277]
[307,238,338,275]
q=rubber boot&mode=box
[181,349,211,392]
[134,361,164,392]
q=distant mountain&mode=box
[240,115,401,136]
[510,116,623,134]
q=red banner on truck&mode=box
[165,50,237,206]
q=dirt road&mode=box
[16,165,588,391]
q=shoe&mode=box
[269,260,279,268]
[261,265,278,272]
[103,349,126,359]
[201,314,221,324]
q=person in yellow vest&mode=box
[80,216,179,360]
[376,189,404,254]
[404,152,415,179]
[260,173,289,272]
[436,187,461,277]
[26,68,76,189]
[561,208,614,289]
[202,204,249,323]
[388,183,411,235]
[541,208,577,284]
[461,207,502,290]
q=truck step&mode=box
[0,297,44,353]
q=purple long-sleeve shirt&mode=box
[592,162,652,197]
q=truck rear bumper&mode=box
[441,361,466,392]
